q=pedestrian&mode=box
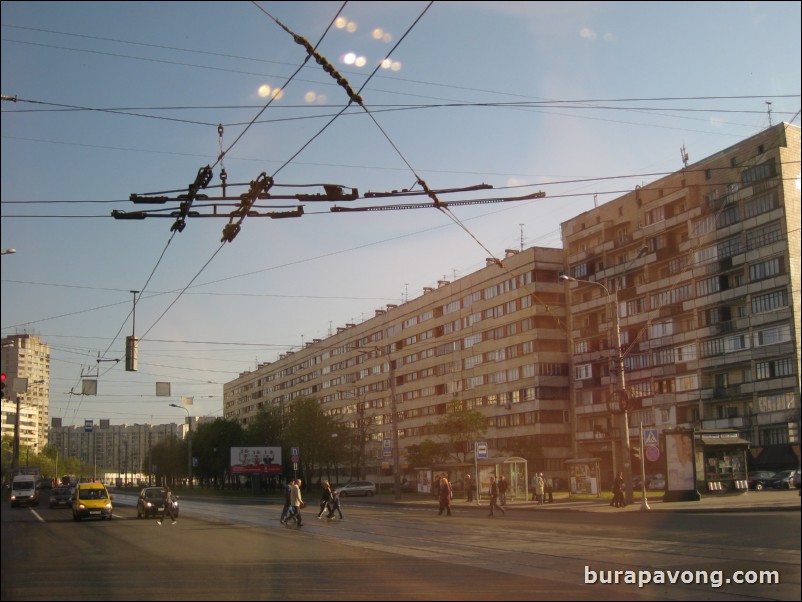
[289,478,305,526]
[487,475,505,516]
[535,473,545,505]
[327,488,344,519]
[545,476,554,503]
[280,479,294,523]
[438,475,452,516]
[498,475,508,506]
[611,471,626,508]
[156,484,177,525]
[317,480,333,519]
[465,473,474,502]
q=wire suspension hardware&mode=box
[221,172,275,243]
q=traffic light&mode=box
[1,373,6,399]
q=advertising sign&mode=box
[230,446,282,474]
[665,432,695,491]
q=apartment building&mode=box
[225,247,572,483]
[560,122,800,485]
[223,122,799,490]
[1,334,51,453]
[49,420,183,478]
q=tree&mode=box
[283,397,340,484]
[437,409,487,463]
[407,438,449,468]
[192,418,246,489]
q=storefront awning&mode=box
[701,436,749,446]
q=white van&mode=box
[10,475,40,507]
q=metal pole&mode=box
[611,290,634,506]
[387,353,401,500]
[12,394,20,473]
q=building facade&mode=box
[223,123,800,490]
[225,247,572,483]
[1,334,51,453]
[49,420,184,481]
[560,122,800,484]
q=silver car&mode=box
[337,480,376,497]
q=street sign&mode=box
[290,446,299,462]
[645,445,660,462]
[476,441,488,459]
[84,420,93,433]
[644,429,659,447]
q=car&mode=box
[72,482,113,521]
[49,486,74,508]
[768,469,797,489]
[337,480,376,497]
[793,468,801,490]
[747,470,777,491]
[136,487,179,518]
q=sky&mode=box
[1,1,800,428]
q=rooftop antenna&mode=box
[519,223,525,251]
[680,144,689,168]
[766,101,773,127]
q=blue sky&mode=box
[2,1,800,427]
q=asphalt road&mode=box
[2,490,799,601]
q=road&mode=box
[2,490,799,601]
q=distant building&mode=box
[1,334,51,453]
[224,247,572,482]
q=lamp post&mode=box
[169,403,192,489]
[560,274,635,506]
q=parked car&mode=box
[136,487,179,518]
[768,469,797,489]
[337,480,376,497]
[72,482,113,521]
[49,486,74,508]
[747,470,777,491]
[647,474,666,490]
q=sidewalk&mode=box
[372,487,801,513]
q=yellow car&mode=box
[72,482,113,521]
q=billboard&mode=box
[230,446,282,474]
[666,432,695,491]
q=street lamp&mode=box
[169,403,193,489]
[1,249,17,255]
[560,274,636,507]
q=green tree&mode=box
[283,397,340,484]
[407,438,449,468]
[438,409,487,463]
[192,418,245,489]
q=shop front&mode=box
[695,430,750,494]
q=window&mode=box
[749,257,783,281]
[747,221,783,250]
[755,358,794,380]
[574,364,592,380]
[744,193,776,219]
[751,290,788,314]
[741,159,776,184]
[696,276,721,297]
[754,324,791,347]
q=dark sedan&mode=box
[49,486,73,509]
[768,470,796,489]
[747,470,777,491]
[136,487,179,518]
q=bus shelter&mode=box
[429,456,528,501]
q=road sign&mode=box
[290,447,300,462]
[476,441,488,459]
[84,420,93,433]
[645,445,661,462]
[644,429,659,447]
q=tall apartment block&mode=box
[1,334,51,453]
[225,247,572,484]
[561,122,800,486]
